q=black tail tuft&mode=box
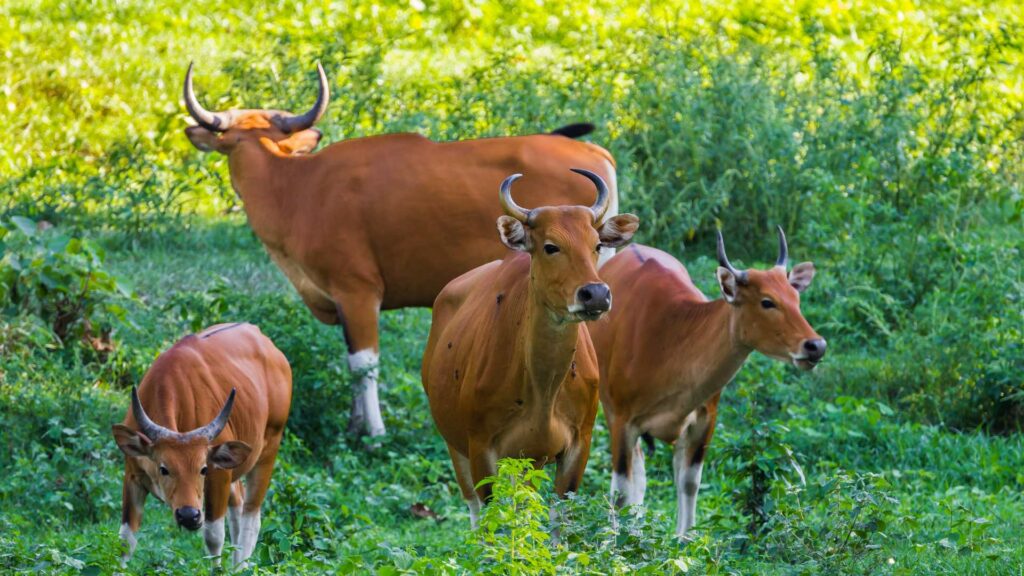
[550,122,596,139]
[641,433,656,456]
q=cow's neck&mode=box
[227,140,293,242]
[522,283,578,416]
[664,298,751,408]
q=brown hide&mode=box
[592,242,822,445]
[115,323,291,527]
[221,129,617,312]
[422,199,637,508]
[588,242,822,534]
[186,70,617,438]
[424,251,600,469]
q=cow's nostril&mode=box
[803,338,827,358]
[175,506,202,527]
[577,283,611,312]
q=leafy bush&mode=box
[0,216,132,352]
[474,458,554,575]
[2,0,1024,574]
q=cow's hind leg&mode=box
[334,291,386,440]
[227,481,243,555]
[233,435,283,568]
[673,394,720,538]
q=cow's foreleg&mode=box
[335,292,386,440]
[203,471,232,565]
[469,446,498,505]
[118,473,146,565]
[447,444,482,529]
[673,395,720,539]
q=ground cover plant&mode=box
[1,0,1022,573]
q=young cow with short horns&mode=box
[589,228,826,538]
[112,323,292,568]
[422,169,639,527]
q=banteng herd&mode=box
[112,63,826,566]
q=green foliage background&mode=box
[1,0,1022,573]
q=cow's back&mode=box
[125,323,292,474]
[278,134,617,309]
[589,246,707,416]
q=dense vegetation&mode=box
[1,0,1021,573]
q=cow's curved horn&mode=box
[276,62,330,134]
[775,226,788,269]
[499,173,530,222]
[185,389,237,442]
[716,230,749,285]
[570,168,610,222]
[184,62,232,132]
[131,387,174,442]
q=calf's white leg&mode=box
[203,516,225,565]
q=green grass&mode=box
[3,222,1022,574]
[2,0,1023,573]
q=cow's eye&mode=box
[200,466,208,476]
[543,243,560,255]
[761,299,777,310]
[159,465,170,476]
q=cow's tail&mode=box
[549,123,596,139]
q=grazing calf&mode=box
[184,63,619,439]
[112,323,292,567]
[422,169,639,527]
[589,229,825,537]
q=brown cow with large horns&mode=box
[422,169,639,527]
[112,323,292,568]
[183,62,619,439]
[589,228,826,538]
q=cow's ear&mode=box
[497,216,532,251]
[598,214,640,248]
[717,267,743,304]
[277,128,322,155]
[112,425,153,458]
[789,262,816,293]
[185,126,226,153]
[209,441,252,470]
